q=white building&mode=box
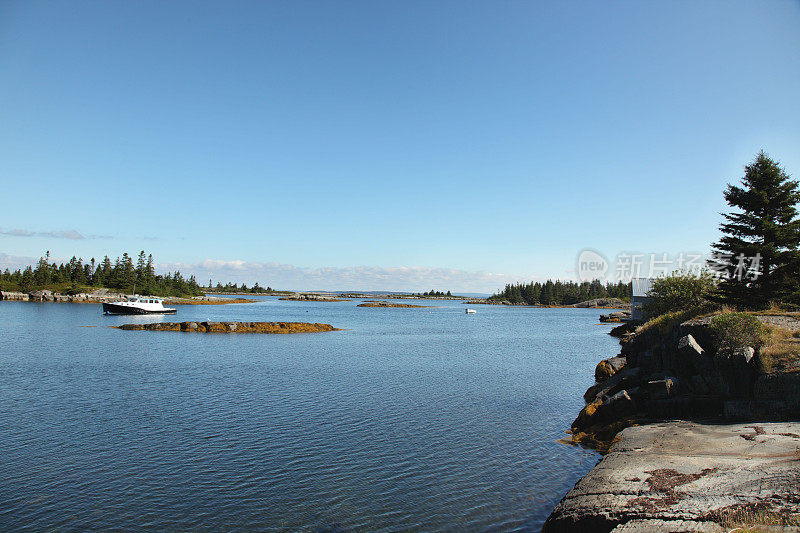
[631,277,654,321]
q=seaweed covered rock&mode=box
[117,321,339,334]
[595,356,627,381]
[600,311,631,323]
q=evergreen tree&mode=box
[145,254,156,290]
[34,251,52,285]
[135,251,147,286]
[710,151,800,308]
[20,266,34,292]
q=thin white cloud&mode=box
[0,228,111,240]
[160,259,522,293]
[0,253,38,271]
[0,253,524,293]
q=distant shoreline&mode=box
[0,290,255,306]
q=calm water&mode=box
[0,297,618,531]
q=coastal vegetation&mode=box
[412,290,452,297]
[490,279,630,306]
[642,272,716,320]
[567,153,800,459]
[710,150,800,309]
[206,281,285,294]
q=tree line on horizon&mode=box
[0,251,288,297]
[208,281,277,293]
[491,279,631,306]
[412,290,453,297]
[0,251,206,297]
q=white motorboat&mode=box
[465,308,477,314]
[103,295,177,315]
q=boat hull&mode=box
[102,302,177,315]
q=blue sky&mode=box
[1,1,799,292]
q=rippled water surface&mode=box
[0,297,618,530]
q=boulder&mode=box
[600,310,632,323]
[0,291,28,301]
[722,400,751,420]
[753,372,800,419]
[584,366,641,403]
[646,377,676,400]
[677,334,714,375]
[636,348,662,373]
[28,290,54,302]
[608,322,636,338]
[596,390,637,423]
[688,374,710,395]
[595,356,626,381]
[714,346,755,399]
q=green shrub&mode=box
[643,272,716,320]
[709,312,769,353]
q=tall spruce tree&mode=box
[710,151,800,308]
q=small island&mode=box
[115,321,340,334]
[357,301,430,308]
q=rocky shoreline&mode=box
[463,297,629,309]
[546,312,800,531]
[0,290,253,305]
[569,315,800,452]
[116,321,339,334]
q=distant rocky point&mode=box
[279,293,344,302]
[462,297,629,309]
[570,298,628,309]
[0,290,252,305]
[116,321,339,334]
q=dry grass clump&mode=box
[713,503,800,531]
[751,300,800,316]
[639,302,719,336]
[759,326,800,373]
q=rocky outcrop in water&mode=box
[543,421,800,532]
[116,321,339,334]
[357,301,429,308]
[599,310,632,323]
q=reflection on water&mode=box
[0,296,616,530]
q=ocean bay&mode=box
[0,297,616,530]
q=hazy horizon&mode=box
[2,1,799,291]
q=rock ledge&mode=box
[544,421,800,532]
